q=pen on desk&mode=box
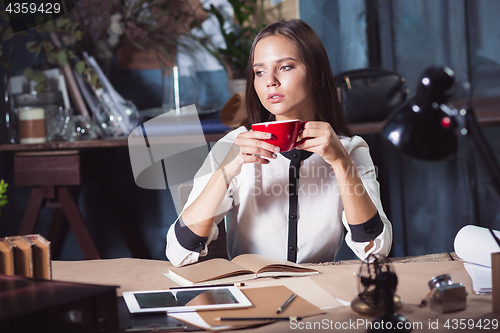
[165,283,245,290]
[214,317,302,322]
[418,289,433,308]
[276,293,296,314]
[489,228,500,249]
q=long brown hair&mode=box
[245,19,351,137]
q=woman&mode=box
[166,19,392,267]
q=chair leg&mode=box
[58,186,100,259]
[18,187,44,235]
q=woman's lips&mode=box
[267,93,284,103]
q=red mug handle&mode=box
[292,121,307,149]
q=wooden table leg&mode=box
[47,208,67,259]
[18,187,44,235]
[58,186,100,260]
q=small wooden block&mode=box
[14,154,80,186]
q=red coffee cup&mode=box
[252,119,307,152]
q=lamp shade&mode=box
[382,66,458,161]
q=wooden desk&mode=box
[52,254,499,332]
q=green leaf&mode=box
[47,51,56,64]
[36,24,46,34]
[40,40,54,53]
[75,61,85,76]
[23,68,35,79]
[90,73,99,88]
[0,61,12,72]
[45,21,55,32]
[70,23,81,36]
[1,28,14,42]
[56,18,72,29]
[26,41,39,53]
[0,200,8,206]
[56,51,67,67]
[75,30,82,41]
[34,44,43,58]
[33,72,46,82]
[34,81,46,93]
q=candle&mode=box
[19,107,47,144]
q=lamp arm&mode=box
[461,108,500,205]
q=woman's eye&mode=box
[280,65,293,71]
[254,70,264,76]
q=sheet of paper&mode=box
[464,262,492,294]
[244,276,344,309]
[169,312,233,331]
[454,225,500,267]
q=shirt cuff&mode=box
[348,212,384,242]
[175,219,208,253]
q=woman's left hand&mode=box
[295,121,349,167]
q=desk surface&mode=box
[52,254,499,332]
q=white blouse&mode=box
[166,126,392,267]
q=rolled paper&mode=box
[454,225,500,267]
[19,107,47,144]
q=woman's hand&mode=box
[295,121,349,167]
[222,130,280,178]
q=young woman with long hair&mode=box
[166,19,392,267]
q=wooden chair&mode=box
[177,184,228,261]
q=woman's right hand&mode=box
[222,131,280,178]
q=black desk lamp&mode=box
[382,66,500,206]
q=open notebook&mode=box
[164,254,320,286]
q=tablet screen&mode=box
[123,286,252,313]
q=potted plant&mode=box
[0,179,7,218]
[197,0,287,94]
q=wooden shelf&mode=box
[0,133,227,152]
[1,96,498,152]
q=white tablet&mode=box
[122,286,252,313]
